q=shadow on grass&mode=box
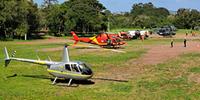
[55,79,95,86]
[6,74,95,86]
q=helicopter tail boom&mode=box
[71,31,79,41]
[3,47,56,67]
[70,31,80,46]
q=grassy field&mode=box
[0,38,146,99]
[130,52,200,99]
[1,34,200,99]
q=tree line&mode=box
[0,1,200,40]
[111,2,200,30]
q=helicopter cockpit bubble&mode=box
[77,62,93,75]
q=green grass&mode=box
[130,52,200,99]
[0,38,146,99]
[176,29,200,34]
[1,37,200,99]
[189,67,200,73]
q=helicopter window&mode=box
[65,64,71,71]
[71,64,79,72]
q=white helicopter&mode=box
[4,45,93,86]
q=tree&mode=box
[0,1,17,39]
[27,1,40,34]
[190,9,200,28]
[46,4,67,36]
[63,0,106,33]
[0,0,40,40]
[43,0,107,35]
[111,13,132,29]
[174,8,200,29]
[130,2,170,28]
[175,8,190,29]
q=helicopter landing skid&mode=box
[52,77,58,85]
[52,78,73,86]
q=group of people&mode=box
[170,38,187,48]
[170,31,197,48]
[186,31,196,37]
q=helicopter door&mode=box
[65,64,71,71]
[65,64,81,73]
[71,64,81,73]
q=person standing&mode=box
[185,32,188,37]
[184,38,187,47]
[171,39,174,48]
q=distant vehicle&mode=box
[127,30,149,39]
[71,31,126,48]
[127,30,140,39]
[155,25,176,36]
[118,32,132,40]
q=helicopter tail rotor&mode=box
[4,47,11,67]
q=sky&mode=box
[34,0,200,13]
